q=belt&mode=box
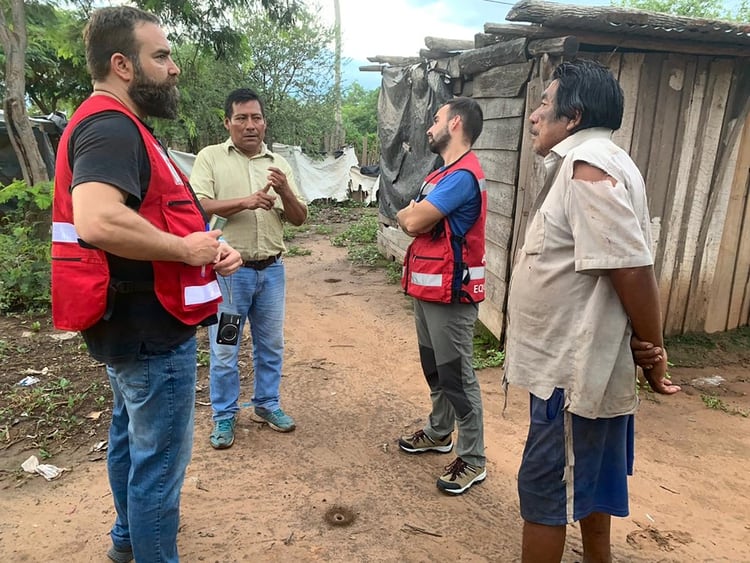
[242,253,281,270]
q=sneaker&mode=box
[107,545,134,563]
[250,407,296,432]
[437,457,486,494]
[398,429,453,454]
[210,417,236,449]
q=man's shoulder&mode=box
[563,137,636,174]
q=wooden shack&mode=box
[370,0,750,339]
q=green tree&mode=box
[22,4,89,115]
[0,0,50,185]
[341,82,380,165]
[235,5,337,153]
[613,0,749,20]
[0,0,301,185]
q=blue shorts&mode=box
[518,388,634,526]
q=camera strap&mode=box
[219,274,233,306]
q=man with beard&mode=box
[190,88,307,449]
[396,97,488,495]
[50,7,242,562]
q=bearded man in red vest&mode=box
[50,7,241,562]
[396,97,488,495]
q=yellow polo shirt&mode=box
[190,139,306,261]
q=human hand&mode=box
[245,185,276,211]
[630,335,663,369]
[266,166,290,195]
[642,350,681,395]
[213,243,243,276]
[182,230,221,266]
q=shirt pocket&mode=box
[522,210,546,255]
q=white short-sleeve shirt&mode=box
[504,128,653,419]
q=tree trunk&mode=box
[333,0,344,150]
[0,0,50,186]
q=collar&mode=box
[222,138,275,160]
[544,128,614,169]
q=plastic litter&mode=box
[21,455,68,481]
[17,376,40,387]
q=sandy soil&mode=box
[1,230,749,562]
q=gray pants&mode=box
[414,299,485,467]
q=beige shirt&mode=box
[190,139,307,261]
[504,128,653,419]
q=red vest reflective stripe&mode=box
[51,95,221,331]
[402,151,487,304]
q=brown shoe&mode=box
[398,429,452,454]
[437,457,486,494]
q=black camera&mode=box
[216,312,241,345]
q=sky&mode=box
[312,0,607,89]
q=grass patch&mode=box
[331,213,379,247]
[283,224,309,242]
[0,377,107,458]
[473,323,505,370]
[665,326,750,368]
[329,212,395,270]
[197,347,210,367]
[286,245,312,257]
[700,394,749,417]
[384,261,402,284]
[314,224,333,235]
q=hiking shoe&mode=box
[437,457,486,494]
[107,544,134,563]
[250,407,296,432]
[210,417,236,449]
[398,429,453,454]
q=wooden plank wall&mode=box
[472,65,531,340]
[510,51,747,336]
[378,49,748,339]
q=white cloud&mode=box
[312,0,501,62]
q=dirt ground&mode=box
[1,211,749,562]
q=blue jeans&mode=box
[106,337,196,563]
[209,259,286,421]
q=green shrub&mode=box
[0,180,52,313]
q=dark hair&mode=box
[224,88,265,119]
[552,59,624,132]
[84,6,160,81]
[444,97,484,145]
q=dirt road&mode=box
[2,230,749,562]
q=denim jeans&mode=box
[106,337,196,563]
[209,259,286,421]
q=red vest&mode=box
[402,151,487,304]
[51,95,221,331]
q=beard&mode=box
[427,127,449,155]
[128,60,180,119]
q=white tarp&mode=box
[169,144,362,204]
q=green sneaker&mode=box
[437,457,486,495]
[250,407,296,432]
[398,429,453,454]
[210,417,236,449]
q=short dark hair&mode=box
[552,59,624,132]
[84,6,160,81]
[224,88,265,119]
[444,97,484,145]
